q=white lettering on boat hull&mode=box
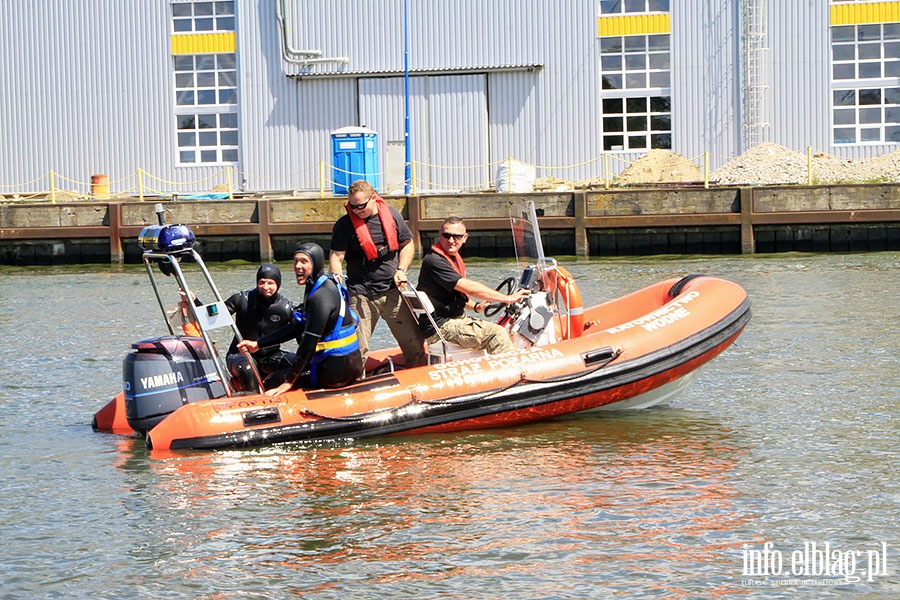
[604,291,700,334]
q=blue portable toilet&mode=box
[331,126,379,195]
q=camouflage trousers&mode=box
[430,315,515,355]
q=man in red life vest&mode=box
[416,216,530,354]
[329,179,427,370]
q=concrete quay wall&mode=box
[2,185,900,265]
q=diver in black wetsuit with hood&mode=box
[224,263,296,392]
[238,242,362,393]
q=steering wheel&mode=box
[483,277,517,318]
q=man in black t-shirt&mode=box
[417,217,529,355]
[329,179,426,371]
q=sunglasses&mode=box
[440,231,466,241]
[348,199,370,211]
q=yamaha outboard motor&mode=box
[124,336,226,435]
[114,204,243,435]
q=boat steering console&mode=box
[487,264,563,347]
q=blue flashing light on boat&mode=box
[138,224,196,253]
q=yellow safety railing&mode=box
[4,146,897,202]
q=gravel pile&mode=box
[534,149,704,190]
[712,142,900,185]
[536,143,900,189]
[613,149,703,185]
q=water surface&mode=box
[1,252,898,598]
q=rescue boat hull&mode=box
[95,274,749,452]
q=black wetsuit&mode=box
[258,276,362,390]
[224,289,296,391]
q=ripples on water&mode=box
[1,253,898,598]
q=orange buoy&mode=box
[541,266,584,339]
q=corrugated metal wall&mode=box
[232,1,349,193]
[272,0,606,189]
[421,75,489,192]
[767,0,897,159]
[674,0,740,166]
[0,1,177,195]
[769,1,833,155]
[2,1,898,196]
[359,77,409,193]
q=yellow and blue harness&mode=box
[293,275,359,386]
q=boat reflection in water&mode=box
[112,411,754,595]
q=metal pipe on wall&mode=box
[275,0,349,66]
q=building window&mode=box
[602,96,671,151]
[174,54,238,108]
[600,34,671,92]
[599,0,669,15]
[831,18,900,144]
[176,112,239,165]
[171,1,238,165]
[598,3,671,151]
[173,53,238,165]
[172,1,235,33]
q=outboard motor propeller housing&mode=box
[124,336,226,434]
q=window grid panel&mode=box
[600,25,670,151]
[831,85,900,145]
[602,95,671,151]
[831,16,900,144]
[173,54,237,109]
[176,112,239,165]
[599,0,669,15]
[171,0,239,169]
[171,0,235,34]
[600,34,670,91]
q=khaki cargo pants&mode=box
[352,287,427,368]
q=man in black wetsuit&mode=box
[224,264,296,392]
[238,243,363,393]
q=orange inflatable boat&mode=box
[93,203,751,452]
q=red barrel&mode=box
[91,173,110,199]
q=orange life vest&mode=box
[430,242,466,277]
[346,193,399,261]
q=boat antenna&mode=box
[154,203,166,226]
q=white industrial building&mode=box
[1,1,898,196]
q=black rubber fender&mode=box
[668,274,708,298]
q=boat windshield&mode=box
[509,201,558,279]
[509,201,545,267]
